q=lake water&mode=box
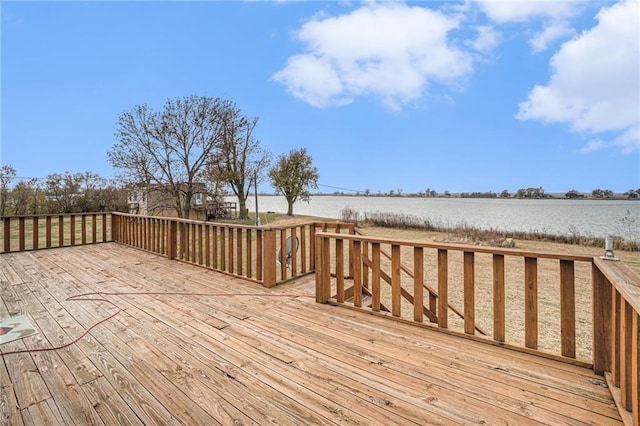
[242,195,640,241]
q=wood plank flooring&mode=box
[0,243,622,425]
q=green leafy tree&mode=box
[268,148,319,216]
[10,178,41,215]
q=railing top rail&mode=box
[594,256,640,313]
[314,231,594,262]
[1,212,110,220]
[113,213,353,232]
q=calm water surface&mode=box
[243,196,640,241]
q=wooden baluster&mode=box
[414,247,424,323]
[246,228,252,278]
[32,217,39,250]
[58,215,64,247]
[228,227,234,273]
[198,224,204,265]
[101,213,107,242]
[372,242,381,312]
[336,239,344,302]
[309,225,316,271]
[70,215,76,246]
[290,227,297,276]
[560,260,576,358]
[524,257,538,349]
[464,251,475,335]
[18,217,25,252]
[220,227,226,271]
[263,229,276,288]
[353,240,362,308]
[300,225,307,274]
[80,215,86,245]
[212,226,219,269]
[362,238,369,291]
[621,300,633,410]
[391,244,401,317]
[612,291,621,386]
[631,311,639,421]
[92,214,97,243]
[280,229,287,280]
[191,223,197,263]
[205,225,211,268]
[438,249,448,329]
[493,254,505,342]
[256,229,263,281]
[46,216,52,248]
[236,228,243,275]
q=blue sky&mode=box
[1,0,638,194]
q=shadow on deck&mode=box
[0,244,623,425]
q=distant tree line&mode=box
[329,185,640,200]
[0,166,128,216]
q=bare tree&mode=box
[268,148,319,216]
[0,165,16,216]
[108,96,229,218]
[206,105,270,219]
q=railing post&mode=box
[102,213,108,242]
[3,218,10,252]
[111,214,119,242]
[592,262,612,375]
[167,220,177,260]
[263,229,276,288]
[315,234,331,303]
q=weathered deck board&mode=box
[0,243,623,425]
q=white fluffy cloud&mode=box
[517,0,640,153]
[273,3,473,111]
[475,0,581,52]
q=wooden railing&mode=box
[112,213,355,288]
[0,213,111,253]
[314,231,639,423]
[593,257,640,425]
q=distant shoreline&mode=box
[258,193,640,201]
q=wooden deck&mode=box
[0,243,622,425]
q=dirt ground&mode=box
[270,215,640,361]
